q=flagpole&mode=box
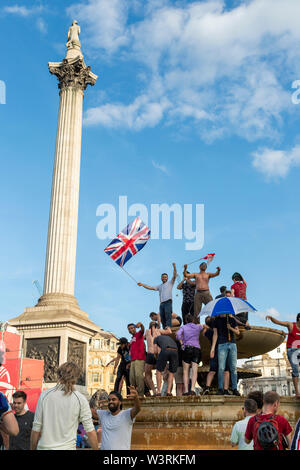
[120,266,138,284]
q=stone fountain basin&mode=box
[172,325,286,365]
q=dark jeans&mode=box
[160,299,173,328]
[114,364,130,395]
[181,301,194,324]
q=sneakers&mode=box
[202,387,210,395]
[217,389,224,395]
[223,390,230,395]
[233,389,241,396]
[189,391,196,396]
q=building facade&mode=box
[87,330,120,397]
[239,342,296,396]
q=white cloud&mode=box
[152,160,169,175]
[3,5,44,17]
[68,0,300,143]
[67,0,129,54]
[255,307,281,321]
[36,18,47,34]
[252,145,300,179]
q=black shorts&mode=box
[156,350,178,374]
[145,353,156,366]
[182,346,201,365]
[209,348,230,373]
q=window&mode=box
[110,374,114,384]
[271,369,275,376]
[92,373,99,383]
[94,339,100,349]
[111,342,115,350]
[271,385,276,392]
[277,348,281,353]
[94,357,99,365]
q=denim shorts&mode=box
[287,348,300,377]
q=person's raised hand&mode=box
[127,386,138,399]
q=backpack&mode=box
[253,415,281,450]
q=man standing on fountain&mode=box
[183,263,221,319]
[266,313,300,398]
[138,263,177,328]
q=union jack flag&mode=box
[104,217,151,267]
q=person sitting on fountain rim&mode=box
[202,316,230,395]
[176,314,203,396]
[266,312,300,398]
[153,328,178,396]
[231,272,251,329]
[210,314,241,396]
[183,263,220,320]
[138,263,177,329]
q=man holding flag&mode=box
[138,263,177,329]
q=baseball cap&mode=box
[117,337,128,345]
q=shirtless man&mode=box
[145,322,172,396]
[183,263,221,318]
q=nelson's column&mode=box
[10,22,100,390]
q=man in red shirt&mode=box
[231,272,251,328]
[127,322,146,397]
[266,313,300,397]
[245,391,293,450]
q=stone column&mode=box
[38,56,97,307]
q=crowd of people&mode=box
[0,262,299,451]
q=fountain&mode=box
[122,325,300,450]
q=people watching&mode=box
[106,337,131,395]
[176,314,203,396]
[153,328,177,396]
[247,390,263,414]
[30,362,98,450]
[231,272,251,328]
[144,321,172,396]
[0,391,19,439]
[95,387,141,450]
[183,262,221,319]
[230,399,257,450]
[210,314,240,396]
[215,286,227,299]
[138,263,177,328]
[150,311,182,328]
[202,316,230,395]
[127,322,146,397]
[9,391,34,450]
[266,313,300,397]
[177,273,196,324]
[245,391,293,450]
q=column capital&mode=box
[48,57,98,92]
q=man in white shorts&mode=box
[96,386,141,450]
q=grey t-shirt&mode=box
[154,335,177,350]
[9,411,34,450]
[155,280,174,303]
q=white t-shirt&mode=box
[230,416,254,450]
[97,409,135,450]
[155,280,174,303]
[32,386,94,450]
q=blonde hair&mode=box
[57,362,82,395]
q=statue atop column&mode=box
[65,20,83,60]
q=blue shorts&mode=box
[287,348,300,377]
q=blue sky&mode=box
[1,0,300,340]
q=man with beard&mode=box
[96,387,141,450]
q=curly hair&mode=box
[57,362,82,395]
